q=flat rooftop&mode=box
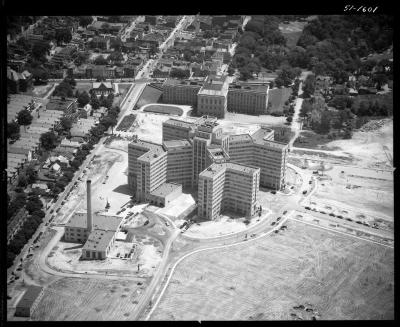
[163,118,195,129]
[199,75,229,97]
[66,212,122,231]
[163,139,192,149]
[82,230,115,252]
[164,78,203,87]
[228,83,269,93]
[150,182,181,198]
[200,162,259,179]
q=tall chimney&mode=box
[87,179,93,232]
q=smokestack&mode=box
[87,179,93,232]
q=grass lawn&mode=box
[268,87,292,113]
[151,219,393,320]
[116,114,136,131]
[143,105,183,116]
[136,85,163,109]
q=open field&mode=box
[268,87,292,113]
[136,85,163,108]
[184,211,269,239]
[143,104,183,116]
[324,119,393,169]
[279,20,308,48]
[32,277,148,321]
[116,114,136,131]
[151,219,394,320]
[308,164,393,220]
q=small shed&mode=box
[15,285,44,317]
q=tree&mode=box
[101,115,118,135]
[60,117,73,130]
[53,81,73,98]
[32,42,50,61]
[7,121,20,139]
[30,66,49,83]
[77,91,90,107]
[286,116,293,123]
[26,199,43,214]
[16,109,33,132]
[78,16,93,27]
[91,96,100,110]
[40,131,58,150]
[32,210,46,219]
[94,55,108,65]
[55,28,72,45]
[25,166,37,184]
[302,74,316,98]
[17,174,28,187]
[372,73,388,90]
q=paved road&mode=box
[7,135,107,282]
[288,81,303,148]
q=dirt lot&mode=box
[32,277,148,321]
[151,219,393,320]
[309,164,393,221]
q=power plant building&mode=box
[64,180,123,260]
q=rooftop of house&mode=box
[82,230,116,252]
[150,182,181,198]
[16,286,43,309]
[92,82,113,89]
[66,212,123,231]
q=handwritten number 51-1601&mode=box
[344,5,379,12]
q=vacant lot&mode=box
[32,277,148,321]
[268,87,292,113]
[151,220,393,320]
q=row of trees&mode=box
[7,193,46,268]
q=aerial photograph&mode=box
[5,14,394,321]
